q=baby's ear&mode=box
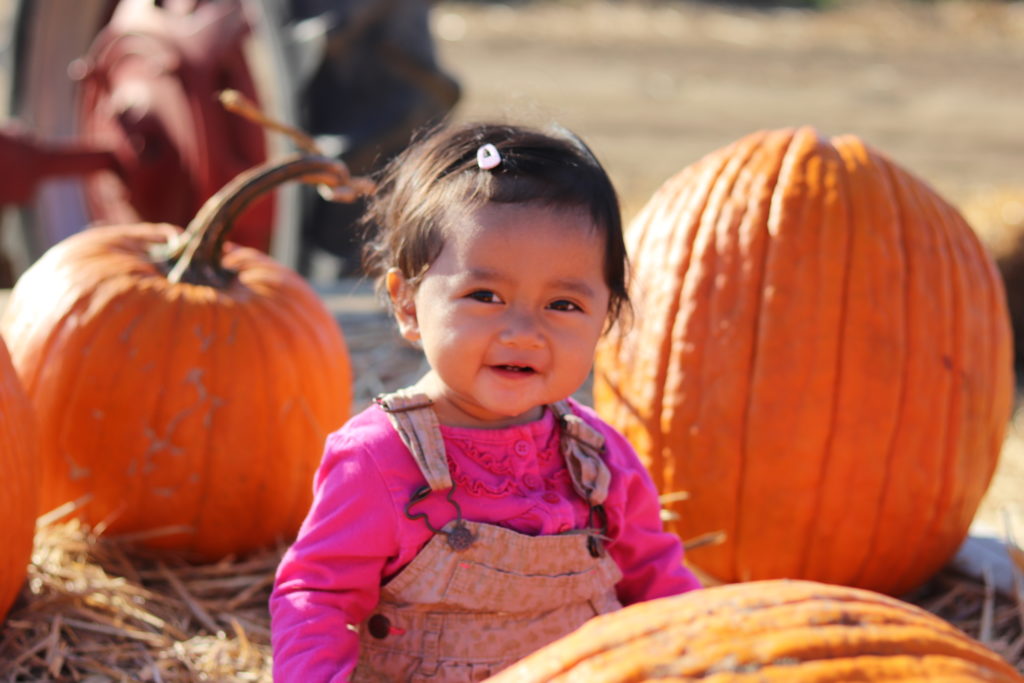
[386,268,421,343]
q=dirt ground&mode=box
[434,0,1024,219]
[428,0,1024,533]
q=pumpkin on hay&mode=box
[488,579,1023,682]
[0,338,37,623]
[0,155,362,560]
[594,126,1013,595]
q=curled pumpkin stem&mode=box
[159,91,377,287]
[163,155,374,287]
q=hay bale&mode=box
[0,515,276,681]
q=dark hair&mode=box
[361,121,630,326]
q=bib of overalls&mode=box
[353,389,623,682]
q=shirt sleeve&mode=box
[587,414,703,604]
[270,428,401,682]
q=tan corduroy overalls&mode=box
[353,389,624,682]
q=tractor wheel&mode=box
[0,0,302,283]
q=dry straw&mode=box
[905,549,1024,673]
[0,513,278,682]
[1,512,1021,680]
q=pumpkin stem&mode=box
[162,155,370,287]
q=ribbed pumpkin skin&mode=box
[0,224,351,560]
[0,339,37,623]
[593,127,1013,595]
[488,579,1023,682]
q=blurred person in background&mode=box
[288,0,460,278]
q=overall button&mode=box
[367,614,391,639]
[513,440,532,457]
[542,492,560,504]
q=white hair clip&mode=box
[476,143,501,170]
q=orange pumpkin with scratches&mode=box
[0,337,37,623]
[489,579,1023,682]
[594,127,1013,595]
[0,156,356,560]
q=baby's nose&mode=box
[498,310,544,347]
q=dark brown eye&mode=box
[468,290,500,303]
[549,299,581,312]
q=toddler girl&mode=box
[270,122,701,682]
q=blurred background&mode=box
[438,0,1024,225]
[0,0,1022,524]
[1,0,1022,287]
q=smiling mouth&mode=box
[494,364,536,374]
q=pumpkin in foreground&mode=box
[0,156,357,560]
[488,579,1023,682]
[594,126,1013,595]
[0,338,37,623]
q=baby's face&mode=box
[390,203,610,428]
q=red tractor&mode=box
[0,0,459,286]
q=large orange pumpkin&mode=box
[0,337,37,623]
[0,156,357,560]
[488,579,1023,682]
[594,127,1013,595]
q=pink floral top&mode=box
[270,399,700,681]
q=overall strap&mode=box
[376,388,475,550]
[548,401,611,507]
[374,390,612,507]
[374,389,452,492]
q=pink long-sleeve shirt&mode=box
[270,398,700,682]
